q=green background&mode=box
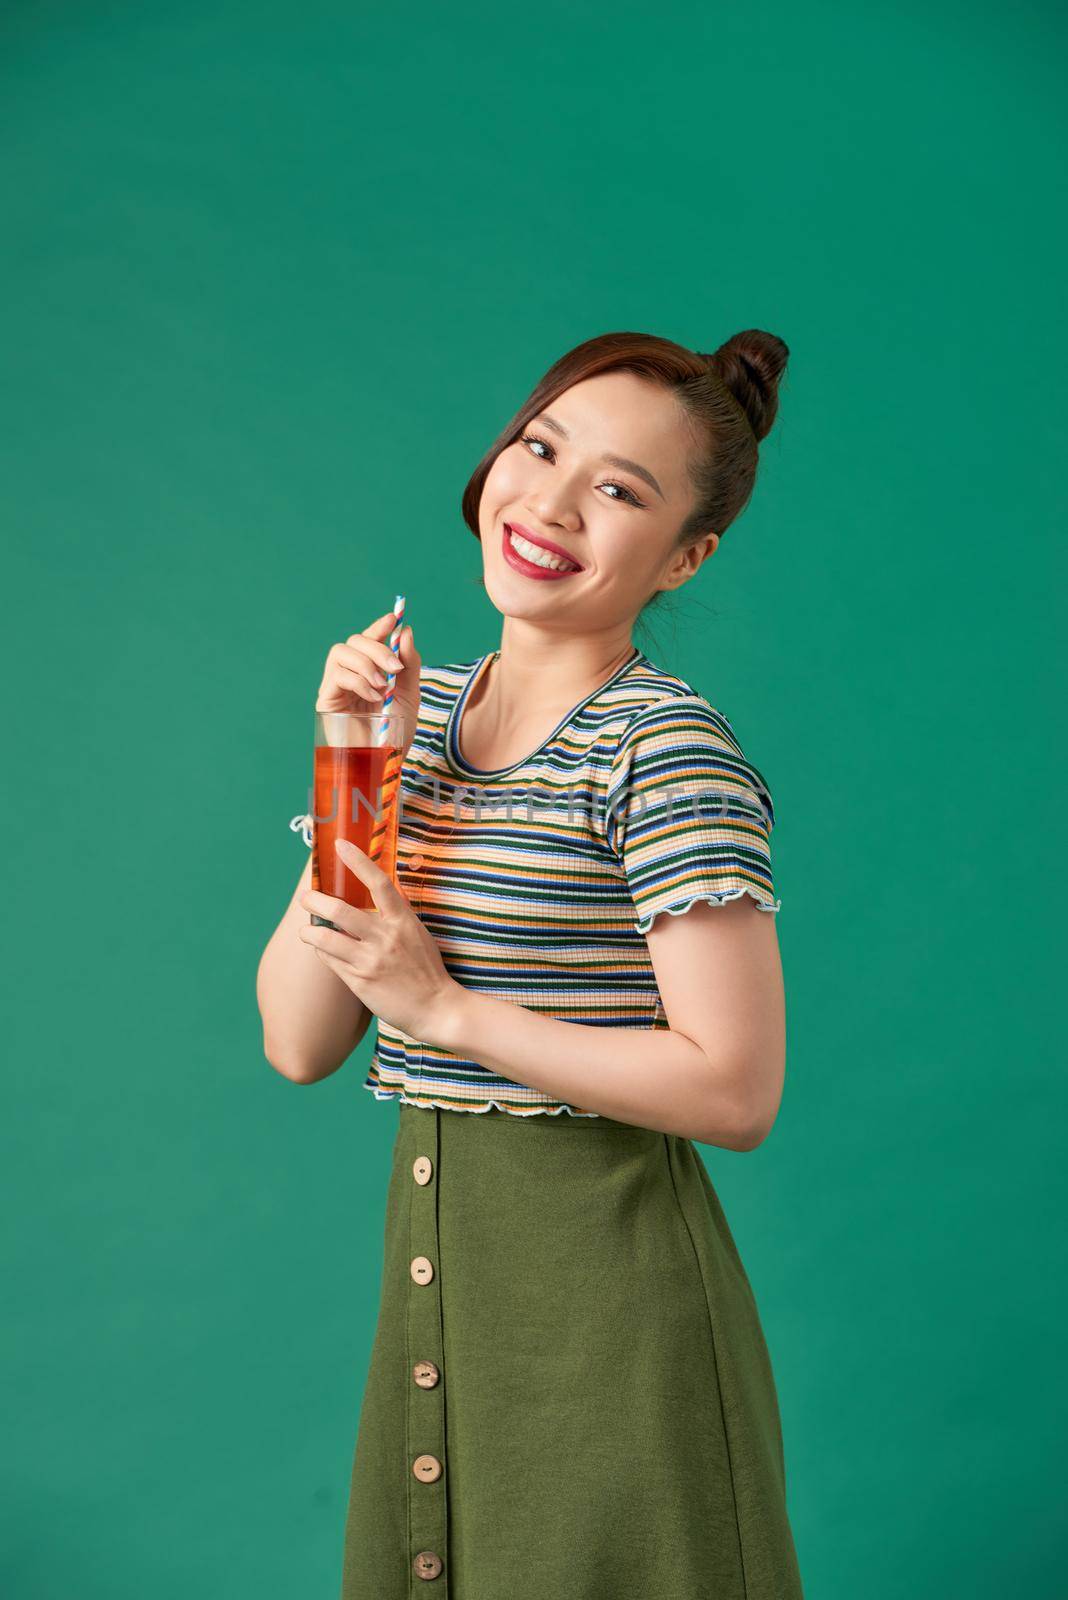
[2,2,1063,1594]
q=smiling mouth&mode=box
[502,523,583,577]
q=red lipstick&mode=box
[501,522,584,581]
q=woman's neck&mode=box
[458,625,638,771]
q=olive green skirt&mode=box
[338,1103,804,1599]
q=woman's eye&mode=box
[518,432,645,508]
[601,481,642,506]
[521,432,553,461]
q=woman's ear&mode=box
[660,531,719,591]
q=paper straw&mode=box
[369,594,406,863]
[290,596,406,852]
[376,594,406,742]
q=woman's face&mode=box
[477,369,718,635]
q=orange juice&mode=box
[311,742,401,919]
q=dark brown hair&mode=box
[461,328,789,551]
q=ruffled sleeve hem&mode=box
[634,885,782,934]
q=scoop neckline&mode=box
[444,646,645,780]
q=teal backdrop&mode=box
[2,2,1063,1595]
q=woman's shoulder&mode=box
[611,653,744,752]
[610,655,776,827]
[415,657,482,703]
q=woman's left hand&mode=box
[298,839,462,1041]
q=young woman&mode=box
[257,329,804,1598]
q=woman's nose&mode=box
[526,489,582,530]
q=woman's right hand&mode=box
[316,611,422,752]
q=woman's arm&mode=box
[427,896,785,1148]
[256,853,373,1083]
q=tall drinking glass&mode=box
[310,710,406,930]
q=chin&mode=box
[481,571,552,620]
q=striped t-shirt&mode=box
[364,645,779,1118]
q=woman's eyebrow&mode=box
[534,411,665,500]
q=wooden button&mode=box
[412,1156,433,1185]
[412,1359,440,1388]
[413,1550,443,1579]
[410,1255,434,1284]
[412,1453,443,1482]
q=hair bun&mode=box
[704,329,789,443]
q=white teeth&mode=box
[508,528,579,572]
